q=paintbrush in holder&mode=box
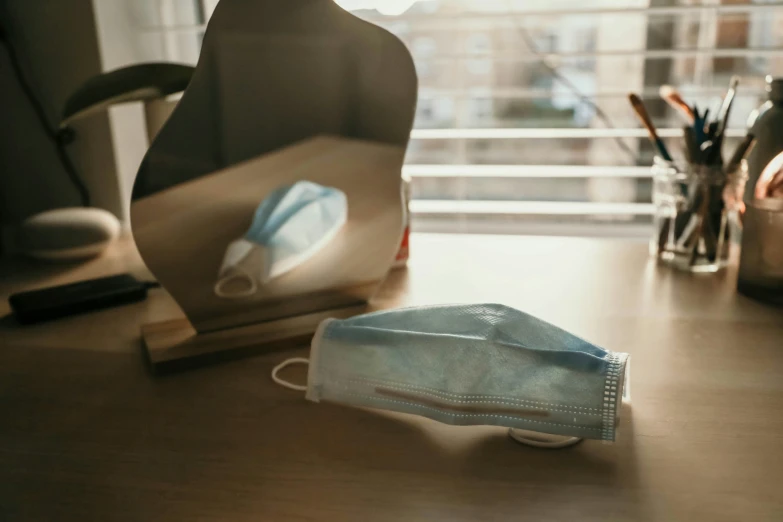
[631,78,754,273]
[651,158,747,272]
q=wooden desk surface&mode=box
[1,234,782,522]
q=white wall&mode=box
[91,0,155,223]
[91,0,206,221]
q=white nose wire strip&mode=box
[271,358,310,391]
[507,428,583,449]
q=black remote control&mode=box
[9,274,157,325]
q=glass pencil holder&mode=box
[651,157,747,273]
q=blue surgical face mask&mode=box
[215,181,347,298]
[272,304,630,448]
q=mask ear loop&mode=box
[271,358,309,391]
[214,270,258,299]
[507,428,582,449]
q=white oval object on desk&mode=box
[16,208,121,261]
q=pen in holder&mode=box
[632,78,754,273]
[651,157,747,273]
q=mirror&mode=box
[130,0,417,335]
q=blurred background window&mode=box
[131,0,783,238]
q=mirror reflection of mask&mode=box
[215,181,347,298]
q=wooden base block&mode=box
[141,303,367,374]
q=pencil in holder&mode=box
[651,156,747,273]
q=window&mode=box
[572,27,597,71]
[433,97,455,124]
[138,0,783,237]
[464,90,494,124]
[416,93,455,128]
[411,36,437,78]
[574,28,597,54]
[535,32,558,54]
[416,98,435,123]
[465,33,492,76]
